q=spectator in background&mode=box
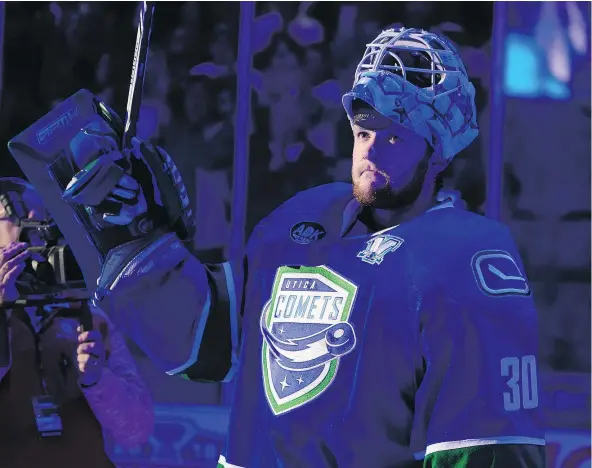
[136,48,173,145]
[164,75,233,263]
[66,3,115,96]
[95,52,115,108]
[179,1,201,30]
[300,44,340,162]
[167,9,206,87]
[259,37,306,172]
[37,3,76,108]
[194,79,236,262]
[0,178,154,467]
[165,76,209,209]
[172,2,203,71]
[209,23,236,76]
[209,82,237,165]
[168,25,195,84]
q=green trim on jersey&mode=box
[424,446,489,468]
[217,455,245,468]
[423,444,546,468]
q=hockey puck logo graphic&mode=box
[290,222,326,245]
[261,265,358,416]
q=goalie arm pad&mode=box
[97,233,242,382]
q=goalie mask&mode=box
[342,27,479,161]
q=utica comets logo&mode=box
[261,265,358,415]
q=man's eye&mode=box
[388,136,400,144]
[357,131,370,139]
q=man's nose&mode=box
[364,137,379,161]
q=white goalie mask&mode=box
[342,27,479,161]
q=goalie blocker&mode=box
[7,89,195,298]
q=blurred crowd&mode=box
[0,2,589,374]
[0,1,494,259]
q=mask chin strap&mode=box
[424,144,448,183]
[433,190,467,211]
[427,145,468,211]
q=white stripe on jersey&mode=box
[165,291,212,375]
[218,455,245,468]
[425,436,546,455]
[222,261,240,382]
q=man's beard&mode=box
[353,157,430,210]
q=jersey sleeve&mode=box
[98,233,244,382]
[412,225,546,466]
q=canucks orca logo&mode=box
[261,265,358,415]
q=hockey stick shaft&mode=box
[123,1,156,149]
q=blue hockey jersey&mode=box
[99,183,546,467]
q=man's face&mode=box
[0,208,21,249]
[217,89,234,118]
[184,82,207,125]
[351,106,431,209]
[0,198,45,249]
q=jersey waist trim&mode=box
[425,436,546,456]
[217,455,245,468]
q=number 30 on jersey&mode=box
[501,355,539,411]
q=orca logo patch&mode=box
[290,222,327,245]
[472,250,530,296]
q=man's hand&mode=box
[64,128,193,241]
[76,325,107,387]
[101,172,148,226]
[0,242,30,306]
[64,135,149,228]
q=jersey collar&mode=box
[340,189,465,237]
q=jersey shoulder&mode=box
[407,207,529,303]
[248,183,353,247]
[268,182,353,220]
[420,207,514,252]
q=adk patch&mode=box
[261,265,358,415]
[290,222,327,245]
[472,250,530,296]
